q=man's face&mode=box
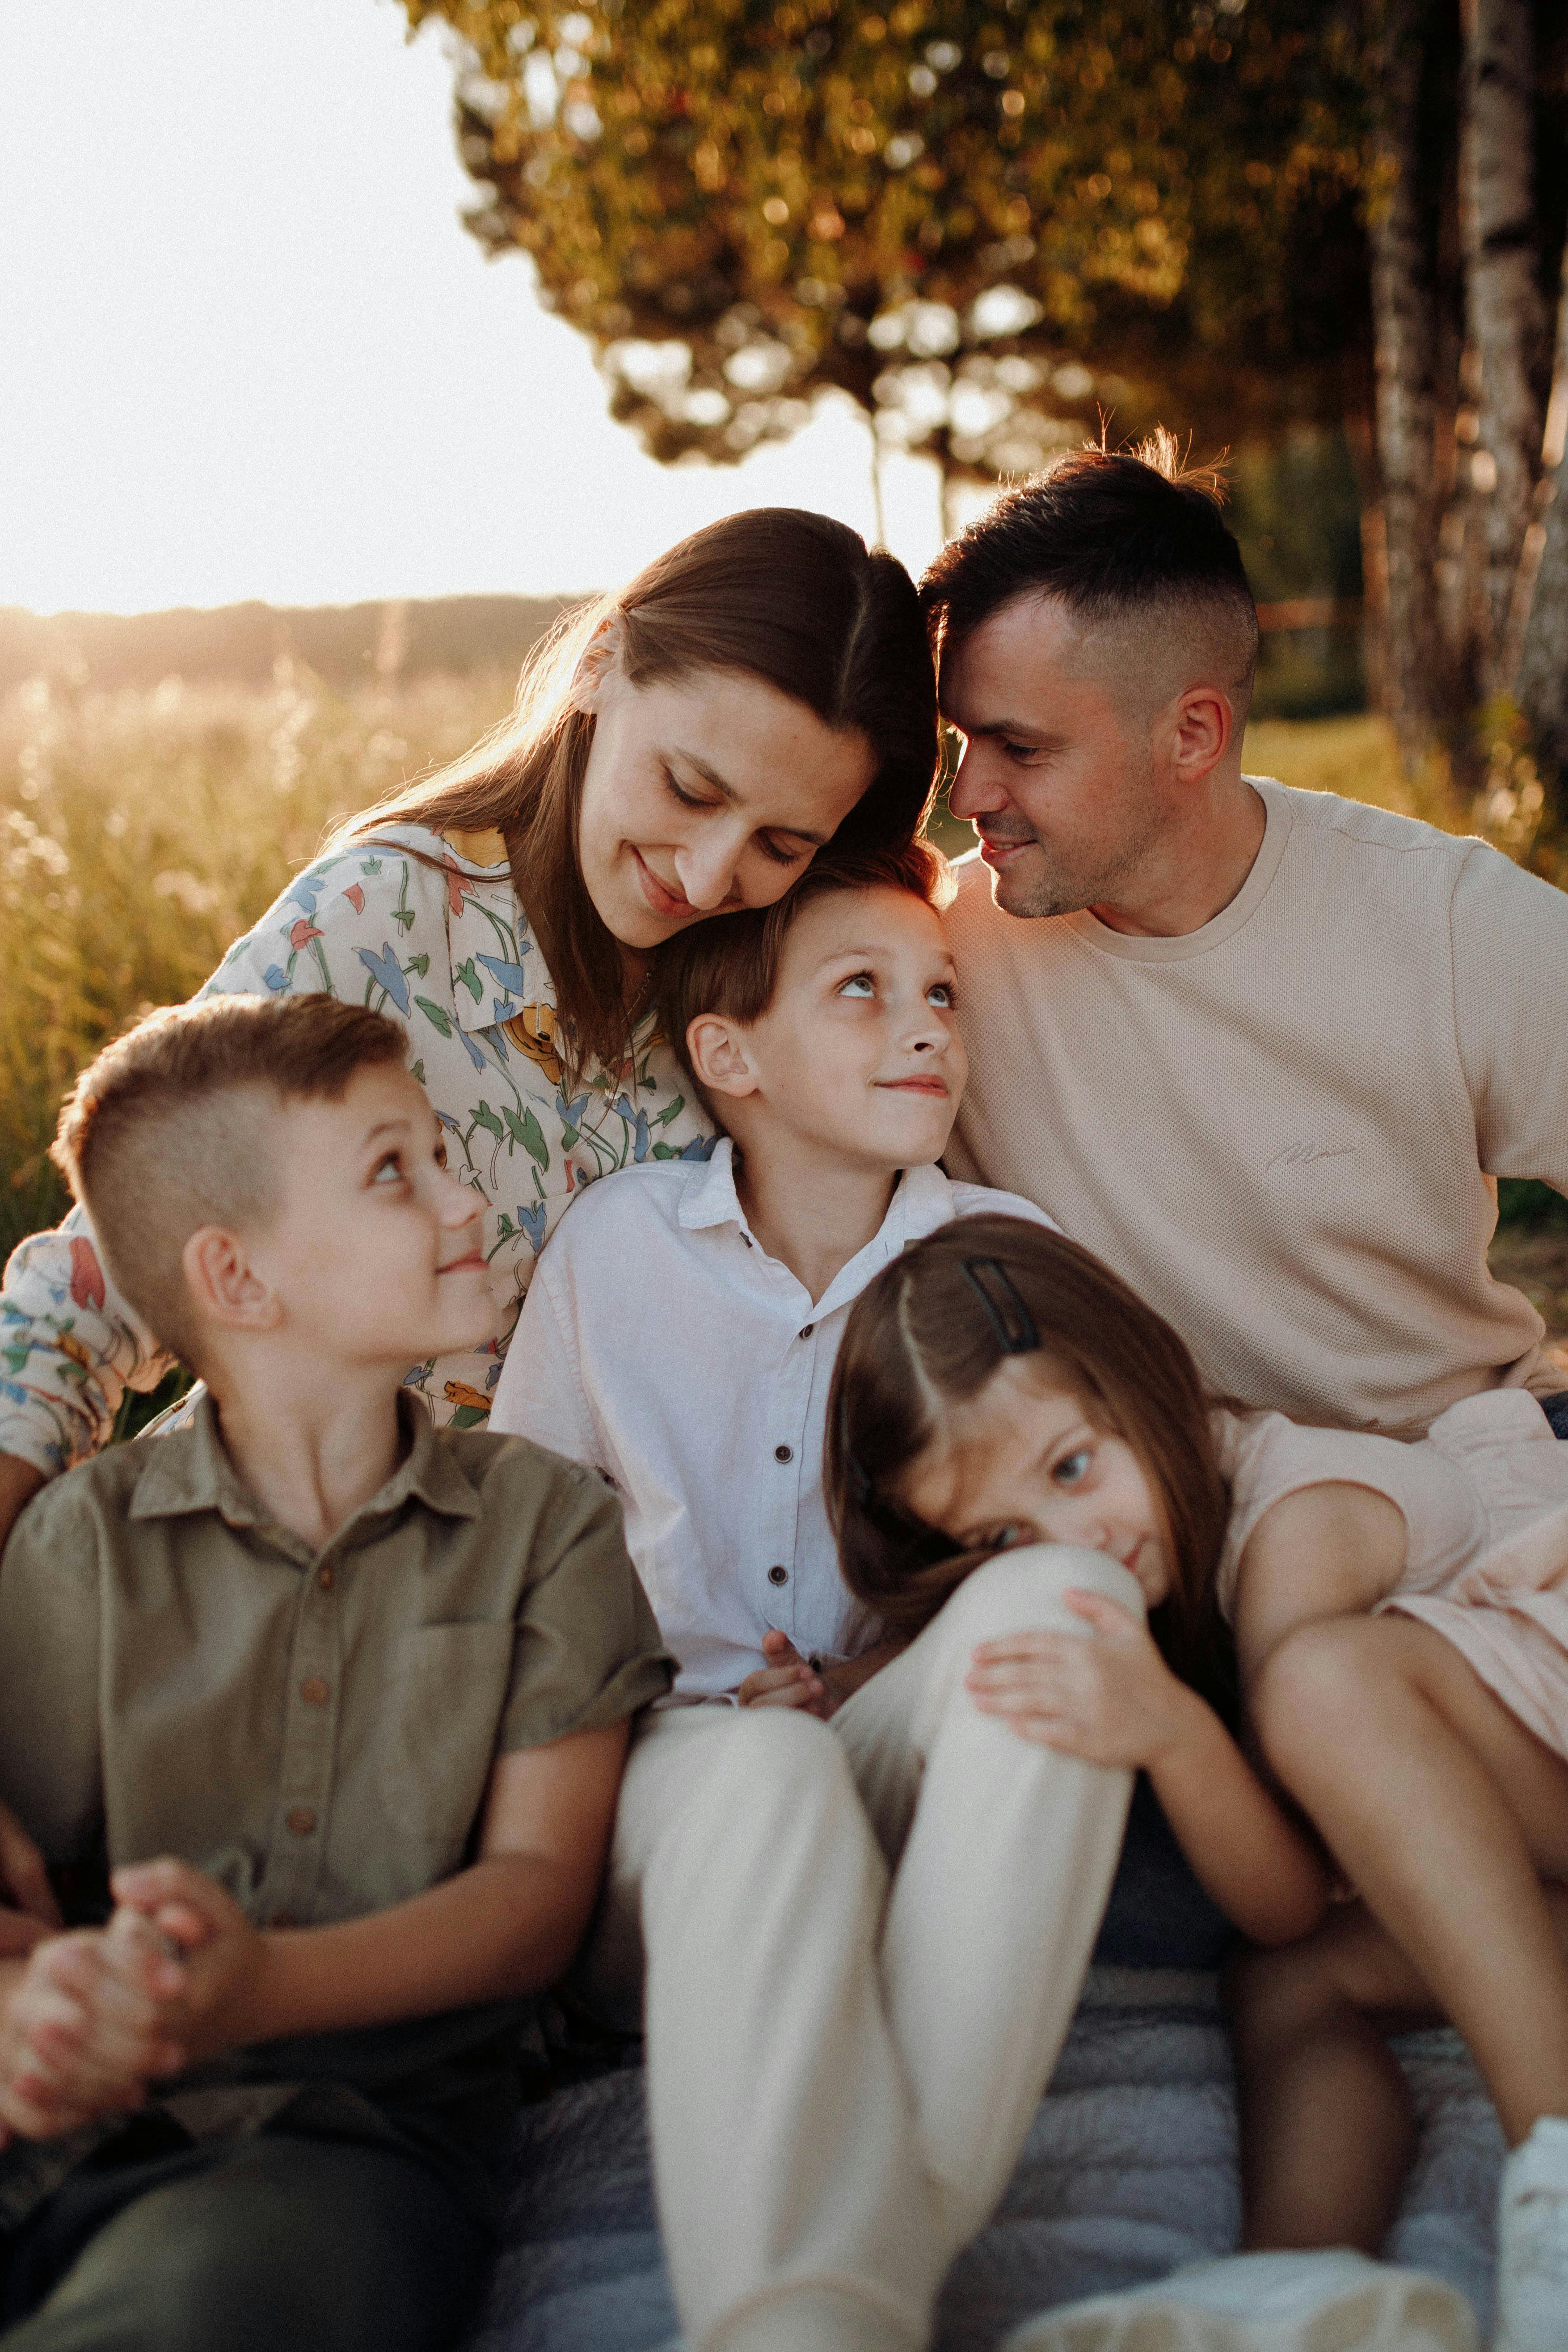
[249,1063,505,1371]
[942,595,1163,919]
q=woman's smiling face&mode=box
[575,662,877,949]
[897,1353,1176,1608]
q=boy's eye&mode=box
[434,1139,448,1171]
[1051,1446,1093,1488]
[837,972,876,999]
[989,1523,1027,1551]
[371,1153,404,1186]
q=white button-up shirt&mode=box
[489,1138,1054,1697]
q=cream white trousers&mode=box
[576,1544,1141,2352]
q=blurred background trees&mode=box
[398,0,1566,815]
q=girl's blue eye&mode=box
[838,973,875,998]
[991,1523,1026,1550]
[927,982,955,1008]
[1052,1447,1092,1488]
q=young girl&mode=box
[826,1212,1568,2352]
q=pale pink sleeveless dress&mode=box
[1214,1388,1568,1762]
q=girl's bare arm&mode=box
[1231,1483,1408,1689]
[967,1591,1330,1946]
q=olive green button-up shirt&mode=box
[0,1395,672,2224]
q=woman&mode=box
[0,510,952,2352]
[0,507,936,1495]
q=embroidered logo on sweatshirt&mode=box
[1267,1143,1355,1171]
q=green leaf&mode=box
[448,1404,489,1429]
[360,856,382,875]
[407,952,430,978]
[495,1212,514,1239]
[518,1106,550,1169]
[473,1100,505,1139]
[414,997,452,1038]
[455,957,483,1003]
[392,907,416,932]
[409,1059,426,1084]
[650,1141,676,1159]
[653,1094,687,1127]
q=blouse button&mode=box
[774,1444,793,1463]
[798,1324,814,1340]
[317,1566,335,1591]
[299,1678,329,1707]
[286,1807,317,1838]
[768,1564,788,1586]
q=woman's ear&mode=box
[182,1226,283,1335]
[567,611,628,719]
[686,1014,761,1101]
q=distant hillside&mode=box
[0,594,579,695]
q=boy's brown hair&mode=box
[653,838,955,1124]
[824,1213,1235,1716]
[51,994,407,1372]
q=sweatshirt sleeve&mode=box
[0,838,451,1479]
[1450,843,1568,1195]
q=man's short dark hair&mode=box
[920,434,1260,703]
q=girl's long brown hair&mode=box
[825,1215,1235,1713]
[341,510,937,1086]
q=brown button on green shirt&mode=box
[0,1395,672,2225]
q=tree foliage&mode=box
[400,0,1370,482]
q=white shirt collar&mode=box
[675,1136,957,1308]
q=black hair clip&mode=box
[961,1257,1040,1355]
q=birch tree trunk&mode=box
[1460,0,1548,696]
[1517,249,1568,784]
[1367,0,1445,762]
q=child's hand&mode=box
[109,1859,267,2068]
[738,1631,830,1717]
[0,1909,186,2141]
[965,1589,1200,1769]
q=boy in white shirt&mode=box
[489,843,1146,2352]
[497,838,1048,1708]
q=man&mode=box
[927,434,1568,1439]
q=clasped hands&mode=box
[0,1860,271,2144]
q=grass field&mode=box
[3,675,1556,1317]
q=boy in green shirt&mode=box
[0,993,670,2351]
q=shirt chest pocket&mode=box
[379,1622,517,1882]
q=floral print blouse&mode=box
[0,823,714,1476]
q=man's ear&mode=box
[181,1227,282,1334]
[685,1014,762,1102]
[1169,683,1234,783]
[567,610,628,719]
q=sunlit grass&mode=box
[0,685,1544,1268]
[1,666,516,1260]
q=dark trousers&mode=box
[0,2126,490,2351]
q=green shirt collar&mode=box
[127,1389,484,1533]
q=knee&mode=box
[1249,1618,1383,1779]
[936,1543,1144,1649]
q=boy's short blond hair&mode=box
[653,839,955,1127]
[51,994,407,1371]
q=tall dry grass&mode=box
[0,686,1546,1265]
[1,665,516,1260]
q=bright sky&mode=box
[0,0,948,615]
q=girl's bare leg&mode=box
[1230,1903,1435,2251]
[1252,1615,1568,2145]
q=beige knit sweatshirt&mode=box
[943,778,1568,1434]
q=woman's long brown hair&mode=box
[825,1215,1235,1715]
[340,510,937,1086]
